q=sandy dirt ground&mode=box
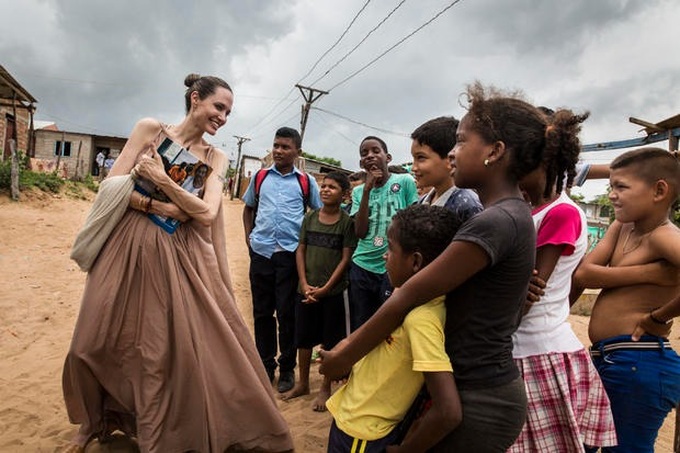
[0,191,677,452]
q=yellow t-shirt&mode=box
[326,296,452,441]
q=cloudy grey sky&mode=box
[1,0,678,200]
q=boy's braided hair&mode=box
[542,108,590,198]
[464,82,587,188]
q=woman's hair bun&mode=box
[184,73,201,88]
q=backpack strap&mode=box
[254,169,269,198]
[252,169,269,220]
[295,172,310,211]
[252,169,310,222]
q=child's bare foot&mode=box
[313,387,331,412]
[280,383,310,401]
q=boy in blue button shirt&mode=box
[242,127,322,393]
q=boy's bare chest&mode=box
[610,229,656,267]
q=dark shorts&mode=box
[348,263,392,332]
[327,420,400,453]
[295,290,347,350]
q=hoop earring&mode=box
[484,159,490,167]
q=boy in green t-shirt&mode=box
[349,136,418,331]
[281,172,357,411]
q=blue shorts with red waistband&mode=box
[588,335,680,453]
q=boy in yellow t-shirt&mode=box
[326,205,461,453]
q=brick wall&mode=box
[34,130,93,178]
[0,104,31,157]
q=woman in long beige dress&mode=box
[63,74,294,453]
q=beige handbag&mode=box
[70,174,135,272]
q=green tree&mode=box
[301,152,342,168]
[590,192,614,223]
[569,192,585,203]
[589,192,680,226]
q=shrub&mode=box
[21,170,64,193]
[82,174,99,193]
[0,155,64,193]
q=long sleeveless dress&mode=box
[63,143,294,452]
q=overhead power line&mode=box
[238,94,296,101]
[246,0,463,134]
[37,109,121,136]
[246,1,370,134]
[297,0,372,84]
[310,111,359,147]
[313,106,408,137]
[277,111,302,130]
[310,0,407,87]
[246,95,299,137]
[249,109,302,145]
[328,0,466,91]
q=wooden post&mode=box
[9,139,19,201]
[231,135,250,200]
[74,141,83,180]
[295,84,328,144]
[55,131,65,176]
[28,104,35,158]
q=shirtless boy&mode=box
[572,147,680,453]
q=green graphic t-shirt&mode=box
[350,173,418,274]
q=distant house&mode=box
[33,125,127,179]
[300,156,351,177]
[0,64,37,160]
[578,201,612,222]
[240,154,264,179]
[575,200,611,250]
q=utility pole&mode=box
[296,84,328,144]
[231,135,250,200]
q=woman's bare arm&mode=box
[135,146,228,226]
[110,118,190,220]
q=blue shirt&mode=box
[243,166,322,258]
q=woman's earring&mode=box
[484,159,490,167]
